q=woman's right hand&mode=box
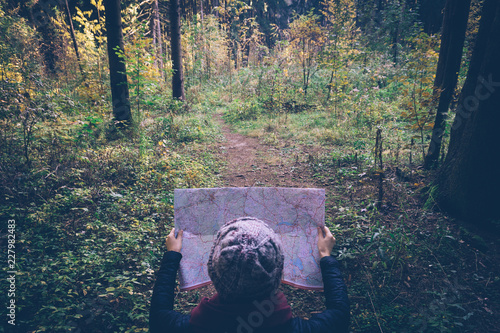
[166,228,183,253]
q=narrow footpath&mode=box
[215,113,316,188]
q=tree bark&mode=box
[64,0,85,79]
[170,0,186,100]
[104,0,132,124]
[418,0,446,35]
[200,0,204,21]
[152,0,164,78]
[423,0,471,169]
[29,1,62,75]
[392,0,405,65]
[438,0,500,224]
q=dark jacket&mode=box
[149,251,349,333]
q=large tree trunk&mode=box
[438,0,500,224]
[424,0,471,169]
[418,0,446,35]
[104,0,132,124]
[170,0,186,100]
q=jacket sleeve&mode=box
[149,251,191,333]
[291,256,350,333]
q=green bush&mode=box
[223,98,263,123]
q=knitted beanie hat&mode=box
[207,217,284,302]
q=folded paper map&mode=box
[174,187,326,290]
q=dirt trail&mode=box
[185,114,324,315]
[216,113,315,188]
[216,114,326,316]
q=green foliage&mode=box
[360,0,421,61]
[397,32,439,160]
[182,15,232,84]
[223,98,262,122]
[72,0,109,103]
[288,12,326,97]
[320,0,360,108]
[238,17,265,67]
[0,8,47,168]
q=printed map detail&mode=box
[174,187,325,291]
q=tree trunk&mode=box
[424,0,471,169]
[170,0,186,100]
[200,0,204,21]
[152,0,164,78]
[418,0,446,35]
[438,0,500,224]
[64,0,85,79]
[180,0,186,20]
[104,0,132,124]
[30,1,61,76]
[152,4,157,66]
[392,0,404,65]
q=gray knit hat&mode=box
[207,217,284,302]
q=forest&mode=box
[0,0,499,331]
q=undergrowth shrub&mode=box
[6,124,219,331]
[223,98,262,122]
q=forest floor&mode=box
[173,111,500,331]
[217,112,316,188]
